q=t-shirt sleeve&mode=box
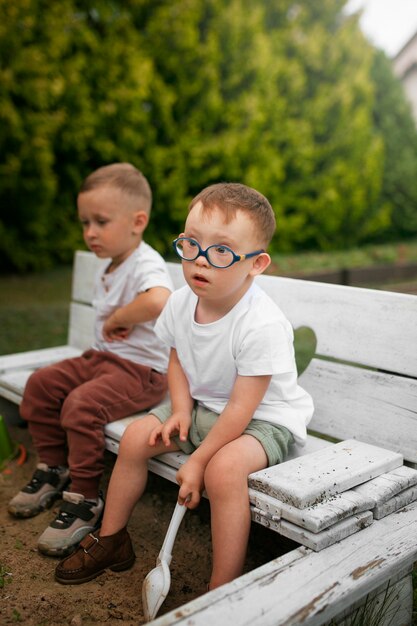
[236,319,296,376]
[154,294,176,348]
[131,253,174,295]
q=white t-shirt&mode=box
[93,241,173,373]
[155,283,314,444]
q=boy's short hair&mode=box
[189,182,276,246]
[80,163,152,214]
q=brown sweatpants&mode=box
[20,349,167,499]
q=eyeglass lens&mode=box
[176,239,234,267]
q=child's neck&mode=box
[106,241,141,273]
[194,280,253,324]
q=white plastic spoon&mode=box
[142,502,187,621]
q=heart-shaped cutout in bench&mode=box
[294,326,317,375]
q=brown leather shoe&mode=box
[55,527,135,584]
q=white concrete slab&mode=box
[249,439,403,508]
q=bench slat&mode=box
[0,385,25,404]
[67,303,96,351]
[0,346,81,373]
[256,273,417,377]
[300,358,417,464]
[0,369,39,397]
[72,251,106,304]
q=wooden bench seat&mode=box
[1,250,416,625]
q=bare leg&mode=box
[204,435,267,589]
[100,414,179,536]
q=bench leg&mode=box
[0,398,24,427]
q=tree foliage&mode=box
[0,0,416,271]
[0,0,154,269]
[371,49,417,240]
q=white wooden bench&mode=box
[1,250,417,625]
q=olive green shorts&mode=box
[150,402,294,466]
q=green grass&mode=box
[270,238,417,274]
[329,581,404,626]
[0,266,72,355]
[0,563,12,588]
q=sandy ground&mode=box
[1,422,296,626]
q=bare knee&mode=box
[205,452,245,499]
[118,416,159,460]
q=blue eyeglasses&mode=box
[172,237,264,269]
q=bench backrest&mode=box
[69,251,417,465]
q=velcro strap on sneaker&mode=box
[59,500,95,521]
[22,468,60,493]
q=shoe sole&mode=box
[8,490,65,519]
[54,554,136,585]
[38,543,77,558]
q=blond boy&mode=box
[8,163,172,557]
[55,182,313,589]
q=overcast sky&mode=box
[346,0,417,57]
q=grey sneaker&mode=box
[37,491,104,557]
[8,463,70,518]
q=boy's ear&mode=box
[132,210,149,234]
[250,252,271,276]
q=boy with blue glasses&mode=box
[55,182,313,592]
